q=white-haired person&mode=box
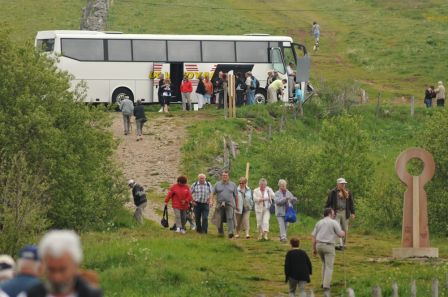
[191,173,213,234]
[253,178,275,240]
[20,230,102,297]
[0,255,15,284]
[274,179,298,243]
[235,177,253,239]
[128,179,148,224]
[325,178,355,250]
[0,246,41,297]
[434,80,445,107]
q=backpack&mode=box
[251,76,259,90]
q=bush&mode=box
[0,29,127,232]
[418,109,448,235]
[0,153,49,254]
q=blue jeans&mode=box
[247,90,255,105]
[424,98,432,108]
[194,203,209,233]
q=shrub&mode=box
[0,29,127,232]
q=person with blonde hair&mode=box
[325,178,355,250]
[275,179,298,243]
[253,178,275,240]
[434,81,445,107]
[235,177,253,239]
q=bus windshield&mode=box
[36,39,55,52]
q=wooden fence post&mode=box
[392,282,399,297]
[372,286,382,297]
[410,280,417,297]
[432,278,439,297]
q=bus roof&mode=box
[36,30,294,42]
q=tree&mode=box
[0,28,127,234]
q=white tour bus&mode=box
[35,30,308,104]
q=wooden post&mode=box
[411,96,415,117]
[392,282,399,297]
[347,288,355,297]
[410,280,417,297]
[372,286,382,297]
[375,93,381,117]
[223,81,228,119]
[245,162,250,186]
[432,279,439,297]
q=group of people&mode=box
[424,81,445,107]
[119,97,147,141]
[0,231,102,297]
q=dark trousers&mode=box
[194,203,209,233]
[437,99,445,107]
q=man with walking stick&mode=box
[311,208,345,297]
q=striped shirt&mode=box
[191,181,213,203]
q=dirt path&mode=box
[111,112,189,222]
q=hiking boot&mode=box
[246,235,250,239]
[228,234,234,239]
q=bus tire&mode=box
[255,88,267,104]
[112,87,134,107]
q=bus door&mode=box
[270,47,288,102]
[170,62,184,102]
[152,63,170,103]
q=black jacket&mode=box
[132,183,147,206]
[26,276,102,297]
[325,187,355,219]
[284,249,312,283]
[196,79,206,95]
[133,105,146,120]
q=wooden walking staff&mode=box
[393,147,438,258]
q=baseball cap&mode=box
[0,255,15,279]
[19,245,39,261]
[336,177,347,184]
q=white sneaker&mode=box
[175,228,181,233]
[191,225,196,231]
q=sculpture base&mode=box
[392,247,438,259]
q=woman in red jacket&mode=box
[180,77,193,111]
[165,176,192,233]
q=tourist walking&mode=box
[235,177,253,239]
[275,179,298,242]
[312,21,320,51]
[325,177,355,250]
[214,72,224,107]
[204,76,213,104]
[23,230,102,297]
[165,176,193,234]
[191,173,213,234]
[0,246,41,297]
[311,208,345,297]
[119,96,134,135]
[161,78,172,112]
[235,72,246,106]
[245,72,255,105]
[196,76,206,109]
[133,100,146,141]
[284,238,312,297]
[424,85,435,108]
[180,77,193,111]
[128,179,147,224]
[253,178,275,240]
[212,170,238,238]
[435,81,445,107]
[267,79,287,103]
[157,73,165,110]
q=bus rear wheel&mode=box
[112,87,134,107]
[255,89,267,104]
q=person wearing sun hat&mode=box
[325,177,355,250]
[0,246,41,297]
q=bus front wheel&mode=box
[255,89,267,104]
[112,87,134,107]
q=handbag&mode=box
[161,205,169,228]
[285,203,297,223]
